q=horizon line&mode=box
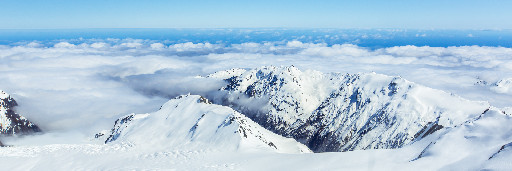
[0,27,511,31]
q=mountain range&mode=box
[205,66,491,152]
[2,66,512,170]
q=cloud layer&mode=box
[1,40,511,135]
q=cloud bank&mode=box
[1,40,511,136]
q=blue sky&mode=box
[1,0,511,29]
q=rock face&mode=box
[0,90,41,135]
[207,66,489,152]
[97,95,311,154]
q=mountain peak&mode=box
[1,90,41,136]
[97,95,311,153]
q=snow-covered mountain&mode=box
[207,66,490,152]
[0,90,41,136]
[405,107,512,170]
[96,94,311,153]
[491,78,512,95]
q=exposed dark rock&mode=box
[105,114,136,143]
[413,121,444,139]
[488,142,512,160]
[94,132,105,139]
[198,96,212,104]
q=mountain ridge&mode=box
[206,66,490,152]
[96,94,311,154]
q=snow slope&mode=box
[96,94,311,154]
[208,66,490,152]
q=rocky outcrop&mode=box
[489,141,512,160]
[1,90,41,135]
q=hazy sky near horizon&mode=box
[1,0,511,29]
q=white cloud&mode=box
[53,42,76,48]
[1,40,512,136]
[150,43,165,49]
[119,42,143,48]
[27,42,43,48]
[170,42,218,52]
[90,42,109,49]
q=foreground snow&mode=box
[1,142,405,170]
[1,120,511,171]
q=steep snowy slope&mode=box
[207,66,490,152]
[96,94,311,153]
[0,90,41,136]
